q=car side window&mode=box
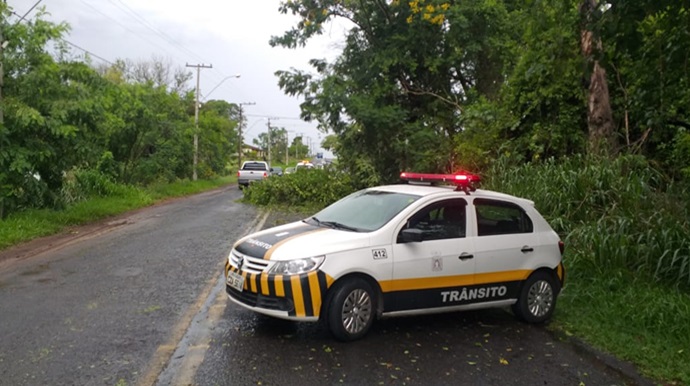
[398,199,467,242]
[474,198,533,236]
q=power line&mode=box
[9,9,114,66]
[103,0,213,70]
[79,0,181,62]
[245,114,308,121]
[13,0,43,25]
[63,40,115,66]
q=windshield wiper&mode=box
[304,217,360,232]
[320,221,360,232]
[304,216,322,226]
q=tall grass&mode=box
[485,155,690,289]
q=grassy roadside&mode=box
[484,156,690,385]
[0,176,235,251]
[555,268,690,385]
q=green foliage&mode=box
[0,5,240,217]
[273,0,516,181]
[60,168,134,205]
[485,155,690,288]
[670,129,690,179]
[243,169,355,210]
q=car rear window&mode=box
[474,198,534,236]
[242,162,268,171]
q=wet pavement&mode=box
[0,186,255,386]
[194,210,648,386]
[0,193,653,386]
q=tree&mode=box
[321,134,339,156]
[197,100,240,176]
[0,6,110,215]
[580,0,616,156]
[95,56,192,94]
[253,126,287,164]
[289,136,309,161]
[272,0,514,182]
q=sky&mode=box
[7,0,349,158]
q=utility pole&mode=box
[285,131,292,165]
[186,63,212,181]
[266,117,279,166]
[237,102,255,170]
[0,23,4,220]
[1,20,5,126]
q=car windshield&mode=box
[307,189,420,232]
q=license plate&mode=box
[227,270,245,292]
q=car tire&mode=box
[326,278,376,342]
[512,271,559,324]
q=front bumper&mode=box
[224,260,332,320]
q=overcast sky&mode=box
[8,0,348,157]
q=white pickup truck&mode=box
[237,161,270,189]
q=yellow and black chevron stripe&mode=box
[227,265,334,318]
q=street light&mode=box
[202,74,241,102]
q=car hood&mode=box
[233,221,372,261]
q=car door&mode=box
[388,198,475,313]
[470,198,541,300]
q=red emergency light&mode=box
[400,171,481,194]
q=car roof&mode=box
[369,184,535,206]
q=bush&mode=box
[61,168,135,204]
[243,169,356,211]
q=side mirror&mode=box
[400,228,424,243]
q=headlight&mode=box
[268,256,325,275]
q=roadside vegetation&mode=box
[486,156,690,384]
[0,171,234,250]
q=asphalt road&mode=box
[0,186,652,386]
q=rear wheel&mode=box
[327,278,376,341]
[512,271,558,323]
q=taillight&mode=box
[558,241,565,255]
[263,172,268,178]
[237,171,240,177]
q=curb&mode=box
[551,329,656,386]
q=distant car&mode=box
[237,161,270,189]
[284,167,296,175]
[271,167,283,176]
[224,171,565,341]
[295,161,314,171]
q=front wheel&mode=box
[512,271,559,323]
[326,278,376,341]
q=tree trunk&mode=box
[580,0,616,157]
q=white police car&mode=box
[225,172,565,341]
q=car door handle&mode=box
[459,253,474,260]
[521,246,534,253]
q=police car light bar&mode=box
[400,172,481,193]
